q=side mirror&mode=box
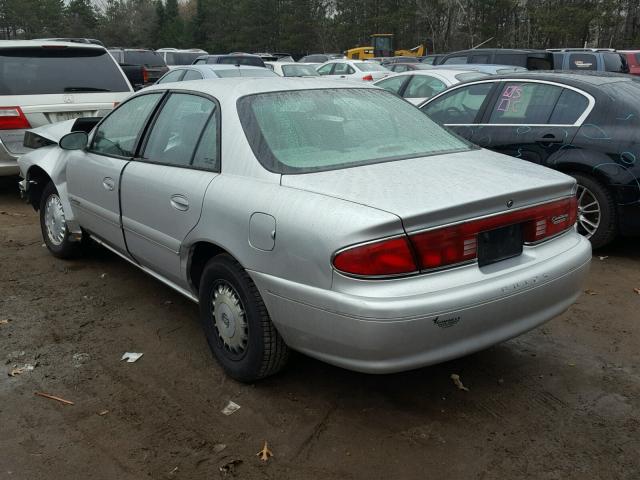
[59,131,88,150]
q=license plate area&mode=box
[477,223,523,267]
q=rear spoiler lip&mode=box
[23,117,101,149]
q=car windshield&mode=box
[214,68,275,78]
[123,50,165,67]
[281,64,319,77]
[165,51,202,65]
[353,62,388,72]
[0,47,130,94]
[238,88,472,174]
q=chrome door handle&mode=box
[102,177,115,191]
[170,194,189,211]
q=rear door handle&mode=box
[537,133,562,143]
[102,177,115,191]
[170,194,189,211]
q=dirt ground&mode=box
[1,178,639,480]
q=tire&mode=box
[39,182,82,259]
[198,254,289,382]
[570,172,617,249]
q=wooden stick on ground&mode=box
[34,392,74,405]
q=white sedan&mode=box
[374,69,489,105]
[316,59,391,82]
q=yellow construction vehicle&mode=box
[345,34,426,60]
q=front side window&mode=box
[488,82,562,124]
[91,93,162,157]
[142,93,215,168]
[317,64,334,75]
[469,54,490,64]
[569,53,597,70]
[421,82,493,124]
[158,69,185,84]
[353,62,387,72]
[494,53,527,67]
[404,75,447,99]
[333,63,353,75]
[375,75,408,94]
[548,88,590,124]
[238,89,472,174]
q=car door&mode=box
[120,92,220,287]
[66,92,164,253]
[419,81,497,140]
[472,81,588,165]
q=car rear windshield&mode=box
[164,51,202,65]
[214,68,275,78]
[123,50,165,67]
[238,88,472,174]
[281,64,319,76]
[0,46,130,95]
[217,56,265,67]
[353,62,388,72]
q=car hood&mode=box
[281,148,576,232]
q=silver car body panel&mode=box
[18,78,591,373]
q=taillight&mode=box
[142,67,149,84]
[332,198,577,277]
[362,74,374,81]
[333,236,417,277]
[0,106,31,130]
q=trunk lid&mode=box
[281,149,575,232]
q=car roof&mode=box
[144,77,376,101]
[485,70,637,86]
[0,40,106,50]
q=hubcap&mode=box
[211,282,248,355]
[576,184,601,239]
[44,194,66,246]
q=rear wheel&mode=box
[39,182,82,259]
[570,173,617,249]
[198,254,289,382]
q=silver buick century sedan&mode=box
[18,78,591,382]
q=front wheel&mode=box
[570,173,617,249]
[198,254,289,382]
[39,182,82,259]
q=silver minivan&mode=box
[0,40,133,176]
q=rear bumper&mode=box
[251,233,591,373]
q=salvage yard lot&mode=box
[1,183,638,479]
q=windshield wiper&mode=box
[63,87,112,92]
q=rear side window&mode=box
[334,63,354,74]
[182,69,203,81]
[421,82,494,124]
[603,53,625,72]
[527,56,553,70]
[569,53,597,70]
[404,75,447,99]
[91,93,162,157]
[317,64,334,75]
[165,52,202,66]
[376,75,408,94]
[469,55,490,64]
[123,50,165,67]
[549,89,590,124]
[158,69,185,84]
[636,53,640,64]
[494,53,527,67]
[489,82,562,124]
[0,47,131,94]
[443,56,468,65]
[192,115,219,170]
[142,93,215,168]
